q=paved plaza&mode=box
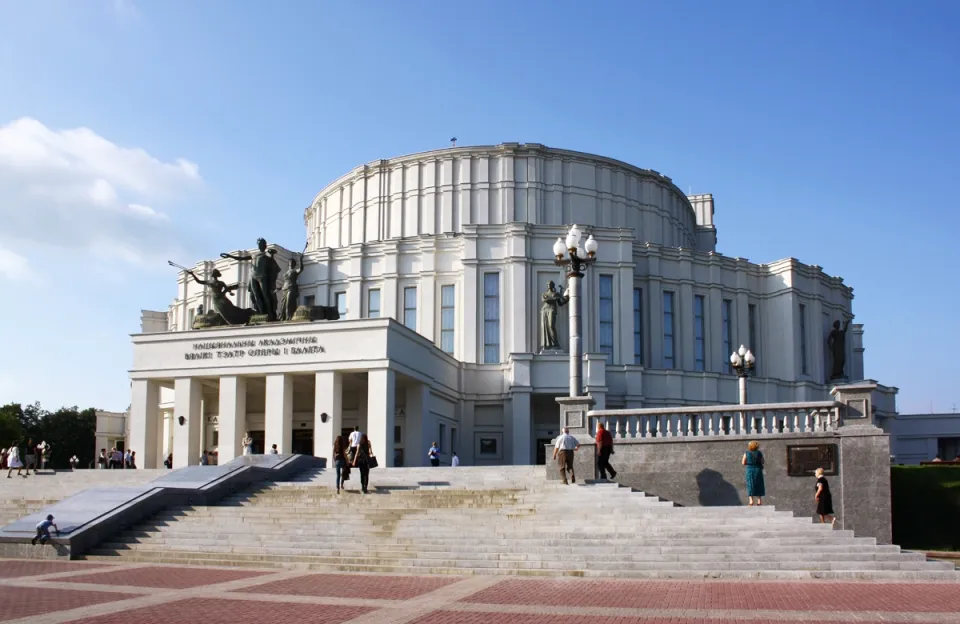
[0,559,957,624]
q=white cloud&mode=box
[0,245,29,281]
[125,203,168,221]
[0,117,201,266]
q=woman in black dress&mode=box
[814,467,837,527]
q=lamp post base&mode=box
[556,395,595,439]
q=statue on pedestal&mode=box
[540,280,569,350]
[185,269,254,326]
[277,252,304,322]
[221,238,281,321]
[827,319,852,380]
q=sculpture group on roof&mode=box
[169,238,338,330]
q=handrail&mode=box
[587,401,842,439]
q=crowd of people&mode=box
[97,447,136,469]
[2,439,52,477]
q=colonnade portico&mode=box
[129,367,422,470]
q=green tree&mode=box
[1,402,97,469]
[0,403,24,448]
[38,407,97,469]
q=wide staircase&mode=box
[83,466,957,580]
[0,469,168,527]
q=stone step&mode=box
[100,541,923,563]
[83,548,957,576]
[149,512,809,526]
[107,534,902,554]
[82,552,959,581]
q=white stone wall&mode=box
[305,144,703,253]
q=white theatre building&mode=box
[129,143,876,470]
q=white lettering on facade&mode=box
[184,336,325,361]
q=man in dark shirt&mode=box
[595,422,617,480]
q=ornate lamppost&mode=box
[553,225,598,397]
[730,344,756,405]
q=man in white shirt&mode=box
[451,452,460,467]
[348,427,362,461]
[552,427,580,485]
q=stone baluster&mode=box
[644,415,652,438]
[615,418,624,440]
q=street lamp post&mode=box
[730,344,756,405]
[553,225,598,397]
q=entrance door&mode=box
[535,438,553,465]
[292,429,314,455]
[250,430,265,454]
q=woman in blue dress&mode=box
[741,440,765,506]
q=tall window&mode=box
[663,292,675,369]
[403,287,417,330]
[335,292,346,318]
[748,303,757,357]
[599,275,614,358]
[367,289,381,318]
[451,427,458,454]
[440,284,455,354]
[722,299,733,373]
[694,295,706,371]
[483,273,500,363]
[633,288,643,365]
[799,303,808,375]
[438,423,446,451]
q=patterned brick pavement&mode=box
[235,573,459,600]
[58,566,268,589]
[0,559,957,624]
[0,561,108,579]
[65,598,372,624]
[0,586,130,620]
[462,578,960,613]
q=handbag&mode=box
[367,456,379,469]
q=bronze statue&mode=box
[277,253,304,322]
[221,238,281,321]
[540,280,569,350]
[185,269,254,325]
[827,319,851,380]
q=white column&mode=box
[314,371,343,461]
[404,382,429,466]
[218,376,246,463]
[265,374,293,454]
[173,378,202,468]
[511,390,532,465]
[129,379,160,468]
[367,369,396,466]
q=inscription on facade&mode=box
[786,444,838,477]
[184,336,325,361]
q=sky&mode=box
[0,0,957,414]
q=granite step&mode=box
[83,466,959,581]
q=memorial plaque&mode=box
[786,444,838,477]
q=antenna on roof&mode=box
[450,137,457,147]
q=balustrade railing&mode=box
[588,401,842,440]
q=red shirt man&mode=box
[595,423,617,480]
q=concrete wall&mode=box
[574,428,892,544]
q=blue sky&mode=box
[0,0,957,413]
